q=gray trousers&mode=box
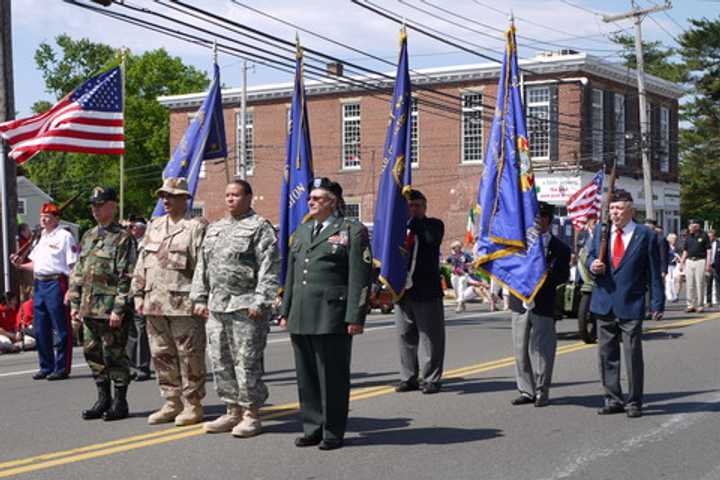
[598,316,644,408]
[511,311,557,400]
[394,297,445,385]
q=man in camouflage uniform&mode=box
[132,177,207,426]
[69,187,136,422]
[191,179,279,438]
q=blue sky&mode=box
[11,0,718,117]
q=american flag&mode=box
[0,67,123,164]
[566,170,604,231]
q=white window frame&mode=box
[344,201,361,221]
[236,110,254,177]
[189,203,205,219]
[341,102,361,170]
[410,97,419,168]
[592,89,604,163]
[614,94,626,166]
[526,85,551,161]
[660,106,670,172]
[461,91,483,164]
[17,198,26,216]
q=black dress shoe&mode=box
[395,380,419,392]
[32,371,49,380]
[534,397,549,407]
[47,372,69,381]
[597,404,625,415]
[421,383,441,394]
[318,439,344,451]
[626,406,642,418]
[294,436,322,447]
[511,395,534,405]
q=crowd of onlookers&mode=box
[442,218,720,315]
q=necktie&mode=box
[312,223,323,240]
[612,228,625,269]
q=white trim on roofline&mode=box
[158,52,684,110]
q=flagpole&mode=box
[119,47,127,220]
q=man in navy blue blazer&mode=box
[587,189,664,418]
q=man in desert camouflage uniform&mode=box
[191,179,279,438]
[69,187,137,422]
[132,178,207,426]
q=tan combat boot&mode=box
[231,407,262,438]
[174,397,204,426]
[147,397,182,425]
[203,404,243,434]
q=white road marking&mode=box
[545,393,720,479]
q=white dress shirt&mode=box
[28,227,78,276]
[611,220,637,256]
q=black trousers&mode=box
[290,333,352,442]
[126,308,152,375]
[597,315,644,408]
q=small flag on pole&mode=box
[566,170,604,231]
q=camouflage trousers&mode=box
[83,317,131,386]
[146,315,207,402]
[206,310,269,409]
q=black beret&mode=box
[90,186,118,205]
[610,189,633,203]
[309,177,343,199]
[538,201,555,217]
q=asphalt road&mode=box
[1,302,719,480]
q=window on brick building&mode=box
[344,202,361,221]
[461,92,483,164]
[614,94,626,166]
[236,110,254,177]
[592,89,604,163]
[411,97,419,167]
[189,203,205,219]
[342,102,361,169]
[660,106,670,172]
[526,86,551,160]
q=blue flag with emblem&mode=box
[279,40,314,288]
[152,62,227,217]
[371,28,413,301]
[473,22,547,303]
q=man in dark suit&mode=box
[509,202,571,407]
[588,190,664,418]
[279,178,372,451]
[394,190,446,395]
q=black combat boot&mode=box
[82,381,112,420]
[103,385,129,421]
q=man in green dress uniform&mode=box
[279,178,372,451]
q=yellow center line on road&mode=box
[0,314,717,478]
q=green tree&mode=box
[24,35,209,228]
[676,17,720,225]
[610,33,688,84]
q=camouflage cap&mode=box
[90,186,118,205]
[156,177,191,197]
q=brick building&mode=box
[158,51,683,249]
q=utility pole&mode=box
[239,60,248,180]
[0,0,17,294]
[603,1,672,221]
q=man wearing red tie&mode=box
[588,190,664,418]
